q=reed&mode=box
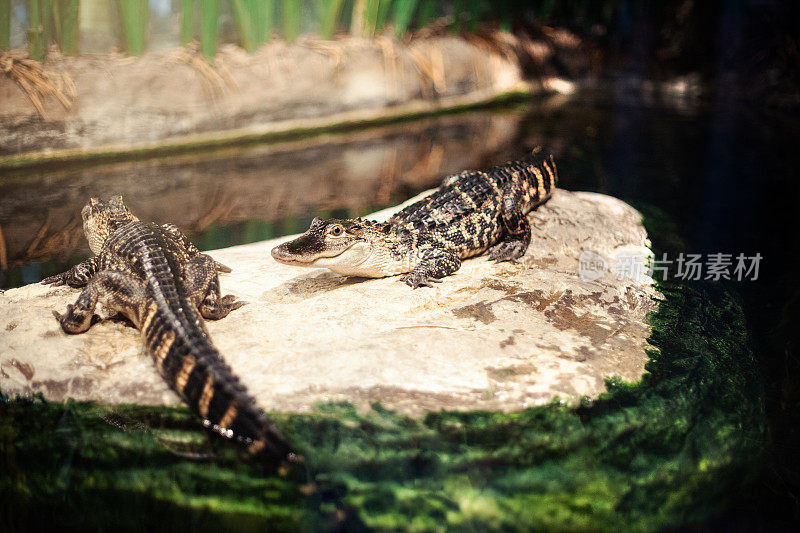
[118,0,148,56]
[13,0,529,61]
[281,0,300,43]
[181,0,194,45]
[200,0,219,56]
[414,0,436,31]
[316,0,343,40]
[232,0,273,52]
[27,0,46,60]
[52,0,79,54]
[391,0,419,37]
[0,0,9,50]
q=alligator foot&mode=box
[400,272,442,289]
[202,294,247,320]
[488,240,527,262]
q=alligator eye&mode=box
[329,225,344,237]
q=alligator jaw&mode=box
[271,244,317,266]
[272,241,376,272]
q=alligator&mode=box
[271,151,558,287]
[43,196,297,464]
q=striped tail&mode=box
[490,151,558,206]
[142,305,296,463]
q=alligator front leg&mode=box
[488,190,532,262]
[183,254,246,320]
[41,257,99,288]
[401,248,461,288]
[53,270,146,334]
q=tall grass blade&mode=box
[465,0,479,34]
[362,0,379,37]
[498,0,511,32]
[233,0,273,51]
[40,0,53,48]
[254,0,273,46]
[317,0,343,40]
[392,0,418,37]
[450,0,465,34]
[375,0,391,31]
[181,0,194,45]
[52,0,80,54]
[282,0,299,43]
[118,0,148,56]
[1,0,11,50]
[231,0,254,50]
[350,0,364,37]
[413,0,435,31]
[200,0,219,56]
[28,0,46,60]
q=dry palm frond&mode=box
[375,35,400,101]
[1,50,75,118]
[170,44,237,99]
[408,44,446,97]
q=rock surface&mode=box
[0,190,658,415]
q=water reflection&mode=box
[0,109,520,287]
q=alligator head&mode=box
[271,217,402,277]
[82,195,139,254]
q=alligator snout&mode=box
[270,244,292,262]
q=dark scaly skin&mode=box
[271,151,558,288]
[43,196,298,465]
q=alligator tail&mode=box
[142,307,296,463]
[491,151,558,204]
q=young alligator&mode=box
[43,196,297,464]
[271,151,558,287]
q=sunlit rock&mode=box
[0,190,659,415]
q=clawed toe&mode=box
[229,300,248,311]
[221,294,247,311]
[201,294,247,319]
[220,294,238,305]
[401,272,441,288]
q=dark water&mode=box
[1,91,798,524]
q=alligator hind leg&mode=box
[53,271,145,334]
[488,191,532,262]
[401,248,461,288]
[183,254,246,320]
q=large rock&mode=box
[0,190,658,415]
